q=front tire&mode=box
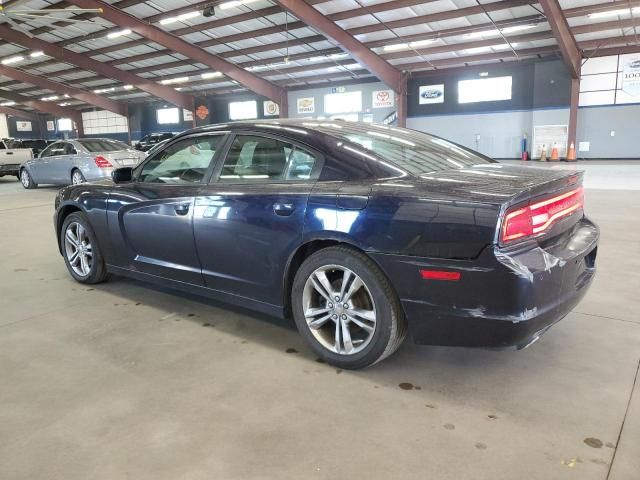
[292,246,406,369]
[20,168,37,189]
[60,212,109,284]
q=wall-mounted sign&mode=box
[297,97,315,114]
[382,111,397,125]
[46,120,55,131]
[622,54,640,97]
[183,109,193,122]
[419,84,445,104]
[331,86,346,93]
[372,89,394,108]
[263,100,280,116]
[16,121,32,132]
[195,105,209,120]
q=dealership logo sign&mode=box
[419,84,444,104]
[297,97,315,114]
[263,100,279,116]
[195,105,209,120]
[622,54,640,97]
[372,89,394,108]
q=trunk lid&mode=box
[99,150,144,167]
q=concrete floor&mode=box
[1,163,639,480]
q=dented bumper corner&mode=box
[370,216,599,349]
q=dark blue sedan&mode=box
[53,120,598,369]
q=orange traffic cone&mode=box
[567,142,576,161]
[550,144,559,161]
[540,145,547,162]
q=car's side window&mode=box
[63,143,77,155]
[41,142,64,157]
[137,135,224,184]
[219,135,317,182]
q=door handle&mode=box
[174,203,190,215]
[5,151,13,155]
[273,202,295,216]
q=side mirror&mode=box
[112,167,133,184]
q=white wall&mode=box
[577,105,640,158]
[0,114,9,138]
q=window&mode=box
[579,54,640,106]
[157,107,180,125]
[77,139,126,152]
[57,118,73,131]
[137,135,224,184]
[458,76,512,103]
[324,91,362,114]
[219,135,316,182]
[229,100,258,120]
[41,142,65,157]
[62,143,77,155]
[305,122,491,175]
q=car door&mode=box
[106,132,229,285]
[30,141,64,183]
[51,142,78,184]
[193,132,322,306]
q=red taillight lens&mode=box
[501,186,584,244]
[94,155,112,168]
[420,270,461,281]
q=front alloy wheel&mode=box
[20,169,36,189]
[292,246,406,369]
[303,265,376,355]
[64,221,93,277]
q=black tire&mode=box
[20,168,37,189]
[60,212,109,284]
[71,169,86,185]
[291,246,406,369]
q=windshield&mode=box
[77,139,126,152]
[299,122,493,175]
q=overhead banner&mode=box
[419,84,444,104]
[622,54,640,97]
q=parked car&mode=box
[134,132,174,152]
[53,120,598,368]
[6,138,49,156]
[0,139,33,178]
[20,138,146,188]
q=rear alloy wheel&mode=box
[292,246,406,369]
[60,212,108,284]
[71,169,86,185]
[20,168,37,189]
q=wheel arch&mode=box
[55,203,84,254]
[282,235,395,319]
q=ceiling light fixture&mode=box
[1,101,16,106]
[30,51,45,58]
[588,7,640,18]
[94,87,116,94]
[160,10,200,25]
[41,95,59,101]
[1,55,24,65]
[201,72,222,79]
[218,0,260,10]
[123,85,134,90]
[161,76,190,85]
[107,29,132,40]
[383,43,409,52]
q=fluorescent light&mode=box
[384,43,409,52]
[0,101,16,106]
[160,10,200,25]
[466,29,499,38]
[200,71,222,79]
[465,24,535,39]
[501,24,536,34]
[161,76,190,85]
[1,55,24,65]
[123,85,134,90]
[175,87,182,91]
[465,46,492,54]
[479,72,489,77]
[93,87,115,94]
[588,7,639,18]
[30,51,45,58]
[58,102,69,106]
[41,95,59,101]
[409,39,436,48]
[219,0,259,10]
[107,29,131,40]
[63,94,70,98]
[493,43,519,50]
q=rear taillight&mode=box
[94,155,112,168]
[500,186,584,244]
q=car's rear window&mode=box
[299,122,493,175]
[77,139,125,152]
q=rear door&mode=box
[194,132,321,305]
[106,133,228,285]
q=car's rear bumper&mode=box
[0,164,20,176]
[369,216,599,349]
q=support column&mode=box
[279,94,289,119]
[396,76,408,128]
[568,76,579,158]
